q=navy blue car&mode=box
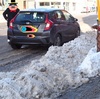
[7,8,80,49]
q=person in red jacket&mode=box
[3,0,20,27]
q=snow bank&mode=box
[77,47,100,77]
[0,32,98,99]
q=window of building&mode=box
[55,2,61,5]
[45,2,49,6]
[66,2,69,11]
[51,2,61,5]
[23,0,26,9]
[73,2,76,11]
[40,2,50,6]
[51,2,54,5]
[40,2,44,6]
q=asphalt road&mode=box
[57,76,100,99]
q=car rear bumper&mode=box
[8,29,51,45]
[8,35,50,45]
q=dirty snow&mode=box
[0,31,99,99]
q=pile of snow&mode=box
[77,47,100,77]
[0,31,99,99]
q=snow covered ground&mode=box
[0,30,98,99]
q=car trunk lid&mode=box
[11,11,46,35]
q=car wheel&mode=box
[54,34,62,46]
[10,43,22,49]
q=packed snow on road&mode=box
[0,31,99,99]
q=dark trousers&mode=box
[7,21,10,28]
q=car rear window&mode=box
[15,12,45,23]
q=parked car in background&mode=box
[7,8,80,49]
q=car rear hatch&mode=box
[10,11,47,37]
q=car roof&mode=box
[20,8,62,13]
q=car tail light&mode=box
[9,14,17,29]
[44,14,53,31]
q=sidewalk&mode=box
[0,14,6,23]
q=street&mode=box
[0,12,100,99]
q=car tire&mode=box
[54,34,62,46]
[10,43,22,49]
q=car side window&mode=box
[62,10,72,21]
[51,11,66,21]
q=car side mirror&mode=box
[70,17,78,23]
[75,18,78,21]
[70,15,78,21]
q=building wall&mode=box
[17,0,26,10]
[34,0,96,13]
[0,0,96,13]
[34,0,86,13]
[26,0,35,9]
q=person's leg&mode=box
[7,22,9,28]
